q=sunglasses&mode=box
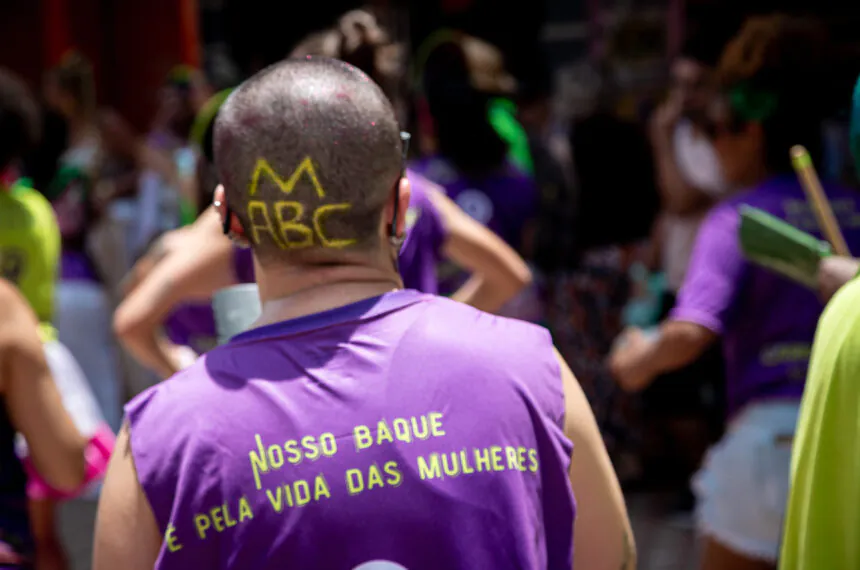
[222,131,413,238]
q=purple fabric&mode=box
[164,304,219,355]
[398,171,446,294]
[227,170,448,294]
[164,247,256,353]
[232,247,255,285]
[409,156,537,250]
[409,157,537,296]
[671,176,860,415]
[60,251,98,282]
[126,290,574,570]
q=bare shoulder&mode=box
[553,348,578,397]
[551,347,599,435]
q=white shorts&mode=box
[44,340,106,437]
[693,400,799,562]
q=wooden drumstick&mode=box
[790,145,851,256]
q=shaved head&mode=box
[214,57,402,262]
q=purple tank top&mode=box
[227,171,447,294]
[126,290,574,569]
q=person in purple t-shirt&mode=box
[409,33,542,321]
[610,15,856,570]
[114,12,532,380]
[94,57,633,570]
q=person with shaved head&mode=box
[94,58,632,570]
[113,11,534,380]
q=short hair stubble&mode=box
[214,57,402,262]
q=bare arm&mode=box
[556,348,635,570]
[649,100,716,217]
[120,226,194,297]
[113,223,236,378]
[93,423,161,570]
[609,321,717,393]
[428,190,533,313]
[817,256,860,303]
[0,282,86,492]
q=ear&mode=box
[393,176,411,239]
[213,185,226,215]
[213,185,246,239]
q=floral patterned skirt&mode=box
[544,246,645,482]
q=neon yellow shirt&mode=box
[0,182,60,341]
[780,277,860,569]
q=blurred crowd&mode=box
[2,3,859,569]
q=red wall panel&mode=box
[0,0,43,89]
[110,0,186,129]
[0,0,200,131]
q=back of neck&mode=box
[254,262,402,328]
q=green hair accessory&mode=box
[488,98,534,174]
[167,65,196,87]
[189,88,234,151]
[728,82,779,122]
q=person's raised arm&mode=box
[609,205,741,391]
[0,282,86,492]
[555,348,635,570]
[428,189,533,313]
[113,218,237,378]
[650,99,718,216]
[120,225,195,297]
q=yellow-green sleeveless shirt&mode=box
[780,277,860,570]
[0,182,60,341]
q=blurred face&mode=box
[705,97,765,187]
[670,57,712,116]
